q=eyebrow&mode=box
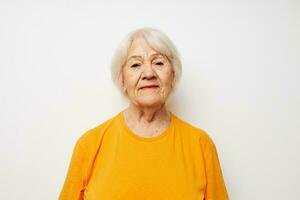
[127,53,164,61]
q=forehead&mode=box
[127,37,159,57]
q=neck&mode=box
[123,102,170,124]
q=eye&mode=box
[154,61,164,66]
[130,63,140,68]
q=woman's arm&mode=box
[58,134,90,200]
[200,132,230,200]
[58,120,110,199]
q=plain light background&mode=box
[0,1,299,199]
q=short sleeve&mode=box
[199,132,229,200]
[58,137,88,200]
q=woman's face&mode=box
[122,37,174,107]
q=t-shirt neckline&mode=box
[118,110,174,142]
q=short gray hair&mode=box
[110,27,182,98]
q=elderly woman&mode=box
[59,27,229,200]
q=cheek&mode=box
[123,70,140,89]
[160,70,174,87]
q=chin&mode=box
[137,96,163,107]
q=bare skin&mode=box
[122,103,171,137]
[122,36,174,138]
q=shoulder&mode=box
[172,113,216,148]
[75,113,118,149]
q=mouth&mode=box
[140,85,160,90]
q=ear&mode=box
[121,77,127,95]
[119,72,125,90]
[171,70,175,89]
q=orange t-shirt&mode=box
[58,111,229,200]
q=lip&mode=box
[140,85,160,90]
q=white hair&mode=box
[110,27,182,98]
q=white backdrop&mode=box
[0,1,299,199]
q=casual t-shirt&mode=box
[58,111,229,200]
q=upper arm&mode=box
[200,132,229,200]
[58,136,89,200]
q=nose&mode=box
[141,62,157,80]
